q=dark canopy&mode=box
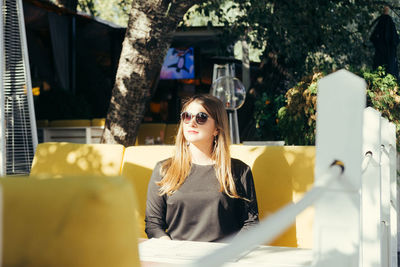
[370,14,399,79]
[23,0,125,118]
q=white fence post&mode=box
[388,122,397,267]
[361,107,382,267]
[313,69,366,267]
[381,118,397,267]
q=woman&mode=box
[145,94,259,242]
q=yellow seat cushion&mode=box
[121,145,175,238]
[1,176,140,267]
[30,142,125,177]
[91,118,106,127]
[49,119,91,127]
[231,145,315,248]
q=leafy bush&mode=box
[276,72,322,145]
[364,67,400,124]
[253,92,285,140]
[276,68,400,149]
[363,67,400,150]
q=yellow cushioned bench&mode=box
[1,176,140,267]
[230,145,315,247]
[121,145,175,238]
[30,142,125,177]
[30,142,315,248]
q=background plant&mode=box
[275,68,400,150]
[276,72,321,145]
[252,91,285,141]
[363,67,400,150]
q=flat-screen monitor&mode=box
[160,47,195,80]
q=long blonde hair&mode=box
[156,94,241,199]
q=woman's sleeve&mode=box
[240,165,259,231]
[144,162,170,238]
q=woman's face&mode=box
[182,101,218,148]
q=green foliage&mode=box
[77,0,98,16]
[363,67,400,150]
[276,73,322,145]
[253,92,284,140]
[77,0,132,26]
[193,0,381,81]
[276,68,400,150]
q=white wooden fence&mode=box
[188,69,398,267]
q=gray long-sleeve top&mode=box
[145,158,259,242]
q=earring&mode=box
[213,135,218,148]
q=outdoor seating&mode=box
[30,142,315,248]
[38,120,179,145]
[39,119,104,144]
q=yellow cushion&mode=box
[49,120,91,127]
[91,118,106,127]
[30,142,125,177]
[1,176,140,267]
[164,124,179,144]
[121,145,175,238]
[231,145,315,248]
[136,123,166,145]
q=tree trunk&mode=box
[101,0,201,146]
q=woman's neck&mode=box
[189,143,214,165]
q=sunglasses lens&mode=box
[181,112,209,124]
[196,112,208,124]
[181,112,191,123]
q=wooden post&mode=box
[313,69,366,267]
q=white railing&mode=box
[188,69,398,267]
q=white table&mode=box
[139,239,312,267]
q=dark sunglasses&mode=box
[180,111,209,125]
